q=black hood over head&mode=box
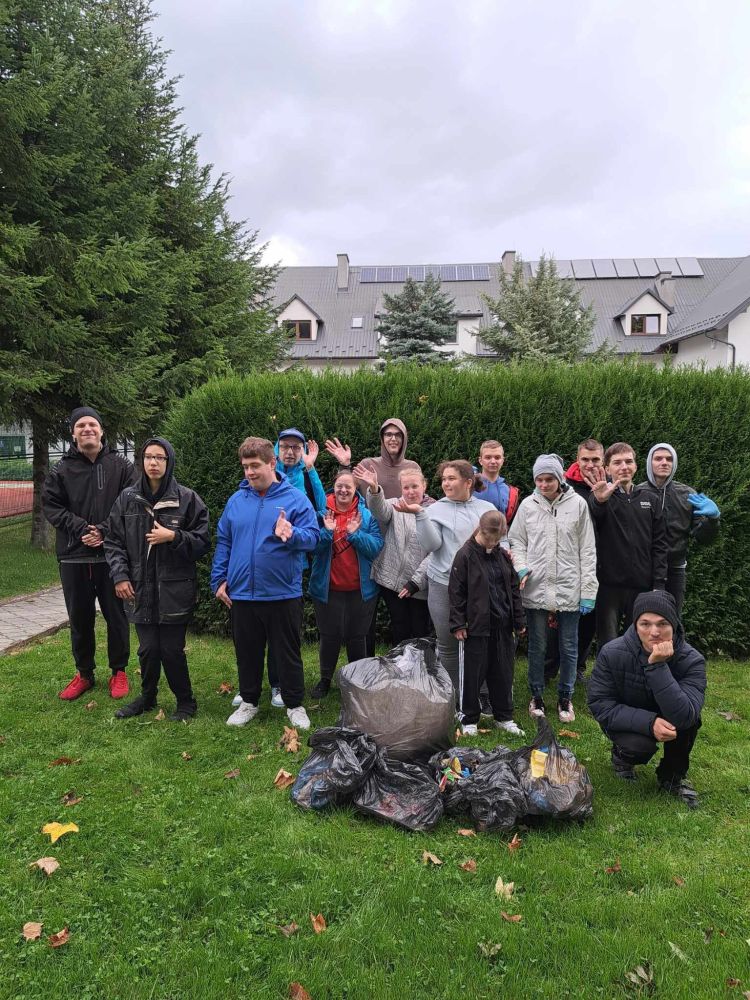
[140,437,176,504]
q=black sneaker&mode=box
[310,678,331,700]
[658,776,700,809]
[115,695,155,719]
[169,704,196,723]
[611,748,637,781]
[528,696,545,718]
[479,693,493,717]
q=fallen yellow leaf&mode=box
[181,751,192,761]
[501,911,523,923]
[274,769,295,790]
[22,922,43,941]
[154,709,166,721]
[558,729,580,739]
[422,851,443,866]
[495,877,515,899]
[457,828,477,837]
[85,700,97,711]
[507,833,522,852]
[42,822,79,844]
[310,912,327,934]
[29,857,59,877]
[279,726,301,753]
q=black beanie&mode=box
[70,406,103,432]
[632,590,679,631]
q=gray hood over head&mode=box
[646,442,677,488]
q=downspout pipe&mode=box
[704,329,736,371]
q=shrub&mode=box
[164,362,750,656]
[0,458,33,481]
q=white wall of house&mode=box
[675,328,731,368]
[618,292,671,339]
[281,358,378,374]
[729,307,750,366]
[435,317,481,355]
[0,423,32,458]
[277,299,321,340]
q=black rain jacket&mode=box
[588,483,668,590]
[448,537,525,637]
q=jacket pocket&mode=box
[158,578,196,618]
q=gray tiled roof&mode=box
[663,255,750,342]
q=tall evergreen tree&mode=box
[0,0,283,546]
[481,254,607,363]
[377,274,455,364]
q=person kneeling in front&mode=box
[211,437,319,730]
[587,590,705,808]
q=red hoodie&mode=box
[326,494,360,591]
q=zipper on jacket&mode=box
[248,494,263,599]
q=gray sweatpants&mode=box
[427,579,459,690]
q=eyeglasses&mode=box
[143,454,168,463]
[280,444,303,452]
[383,432,403,439]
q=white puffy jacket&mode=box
[507,487,597,612]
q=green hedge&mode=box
[0,458,33,481]
[164,362,750,656]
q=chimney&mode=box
[337,252,350,290]
[501,250,516,276]
[655,271,675,308]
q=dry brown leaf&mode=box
[29,857,59,877]
[494,877,515,899]
[726,979,741,988]
[741,991,750,999]
[181,751,192,761]
[310,912,327,934]
[85,700,97,711]
[48,927,70,948]
[457,828,476,837]
[459,859,477,872]
[289,984,313,1000]
[48,757,80,767]
[717,710,741,721]
[247,754,259,761]
[154,709,166,721]
[673,876,685,887]
[478,728,491,734]
[42,822,79,844]
[278,921,299,938]
[455,728,462,741]
[279,726,301,753]
[22,922,43,941]
[558,729,580,739]
[274,769,295,790]
[605,858,622,875]
[217,681,234,695]
[224,768,240,779]
[507,834,522,853]
[0,735,5,744]
[500,911,523,923]
[422,851,443,866]
[61,791,82,806]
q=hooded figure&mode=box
[104,437,211,721]
[274,428,327,513]
[357,418,422,499]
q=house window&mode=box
[631,314,661,335]
[351,317,363,328]
[284,320,312,340]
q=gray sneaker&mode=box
[270,687,285,708]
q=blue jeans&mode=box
[526,609,579,698]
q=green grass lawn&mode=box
[0,517,59,600]
[1,625,748,999]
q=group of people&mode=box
[42,408,720,808]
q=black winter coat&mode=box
[587,624,706,737]
[588,484,668,590]
[636,478,719,568]
[448,538,525,636]
[42,444,137,562]
[104,478,210,624]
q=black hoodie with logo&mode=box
[588,483,668,591]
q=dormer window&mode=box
[284,320,312,340]
[631,314,661,335]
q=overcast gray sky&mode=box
[153,0,750,267]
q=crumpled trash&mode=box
[512,717,594,821]
[430,745,524,831]
[291,727,379,811]
[339,638,454,761]
[429,746,490,815]
[352,752,444,832]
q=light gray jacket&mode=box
[414,496,496,587]
[366,486,430,598]
[507,487,597,612]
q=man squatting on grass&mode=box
[104,438,210,722]
[588,589,706,808]
[42,407,137,702]
[211,437,319,731]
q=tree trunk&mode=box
[31,418,51,550]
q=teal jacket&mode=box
[308,495,383,603]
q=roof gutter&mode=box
[704,329,736,371]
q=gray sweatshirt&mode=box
[414,497,496,586]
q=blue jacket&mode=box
[308,495,384,603]
[273,443,327,514]
[211,475,319,601]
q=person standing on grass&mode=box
[508,454,597,724]
[473,439,520,524]
[104,438,210,722]
[588,590,705,808]
[638,443,720,615]
[354,461,435,645]
[308,470,384,698]
[211,437,319,730]
[449,510,526,738]
[394,460,496,691]
[42,407,136,702]
[545,437,605,686]
[587,442,668,649]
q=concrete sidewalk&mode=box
[0,586,70,654]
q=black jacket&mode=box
[587,624,706,736]
[588,484,668,590]
[42,444,137,562]
[448,537,525,636]
[104,443,210,625]
[636,478,719,568]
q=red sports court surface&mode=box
[0,482,33,518]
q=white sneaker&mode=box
[231,693,242,708]
[270,687,285,708]
[287,706,310,731]
[226,701,258,726]
[557,698,576,724]
[495,719,526,738]
[529,696,546,718]
[461,723,478,736]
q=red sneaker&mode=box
[59,673,94,701]
[109,671,129,699]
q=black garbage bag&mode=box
[429,746,490,816]
[291,727,379,811]
[511,717,594,821]
[352,753,444,832]
[465,748,527,832]
[339,638,455,762]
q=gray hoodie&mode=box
[414,496,496,586]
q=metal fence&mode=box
[0,451,64,519]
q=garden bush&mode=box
[164,361,750,655]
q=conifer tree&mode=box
[377,274,455,364]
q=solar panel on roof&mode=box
[360,267,377,282]
[635,258,658,277]
[408,265,425,281]
[456,264,473,281]
[555,260,574,279]
[571,259,596,279]
[613,259,639,277]
[425,265,440,279]
[676,257,704,277]
[440,265,457,281]
[376,267,392,282]
[655,257,681,276]
[472,264,490,280]
[593,259,617,278]
[529,261,538,277]
[391,265,407,282]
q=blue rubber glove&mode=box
[579,599,595,615]
[688,493,719,518]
